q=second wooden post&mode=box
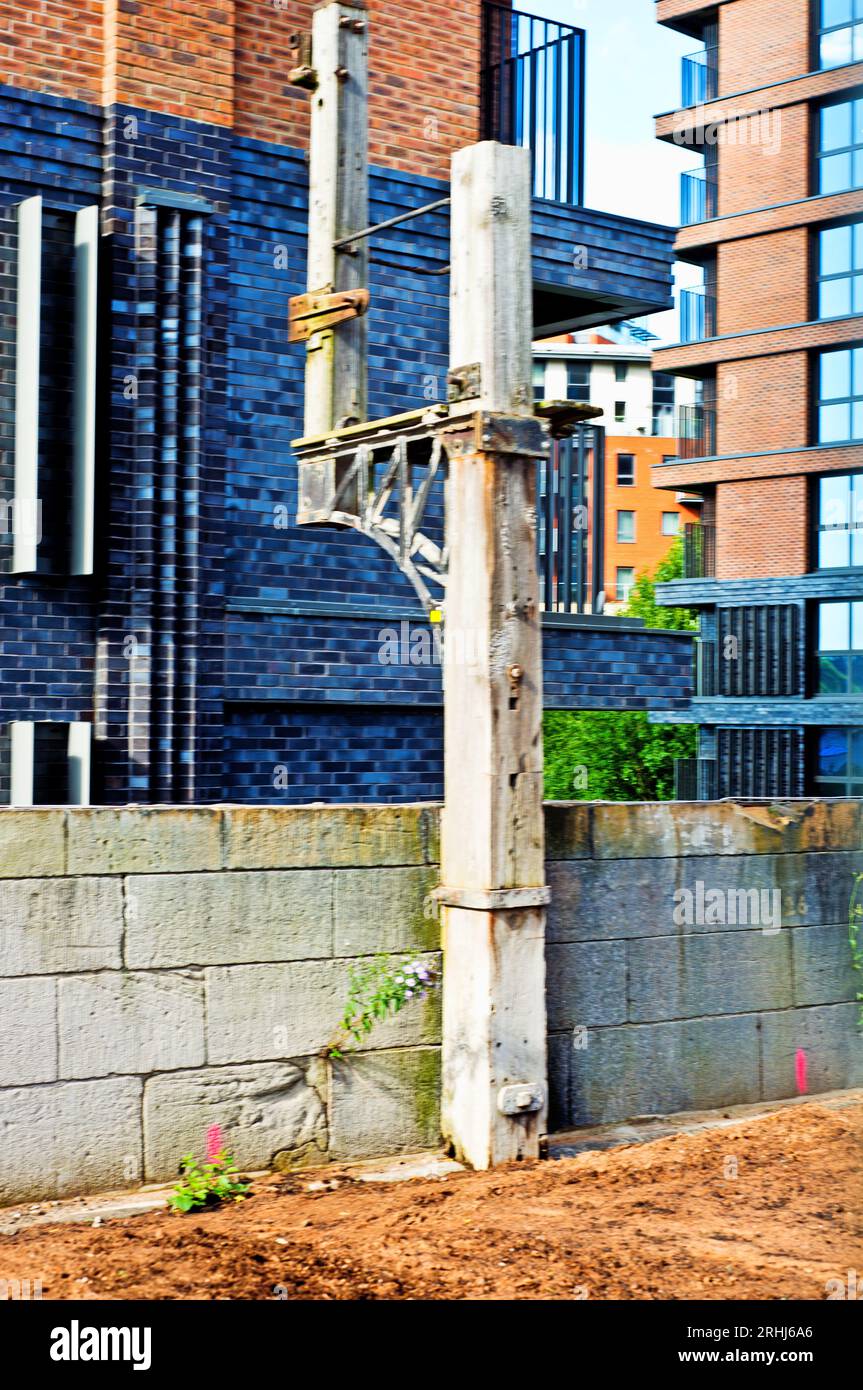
[440,142,550,1169]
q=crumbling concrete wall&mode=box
[0,806,441,1203]
[1,799,862,1202]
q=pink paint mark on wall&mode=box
[206,1124,224,1161]
[795,1049,808,1096]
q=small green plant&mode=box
[168,1152,250,1214]
[329,954,440,1060]
[849,873,863,1028]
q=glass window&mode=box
[566,362,591,403]
[616,567,635,601]
[614,400,626,423]
[532,363,545,403]
[817,472,863,567]
[614,363,628,383]
[817,98,863,194]
[819,0,863,71]
[817,347,863,444]
[661,512,680,536]
[616,453,635,486]
[817,221,863,318]
[617,511,635,543]
[813,727,863,795]
[817,599,863,694]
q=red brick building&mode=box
[650,0,863,798]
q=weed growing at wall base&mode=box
[848,873,863,1027]
[329,954,440,1059]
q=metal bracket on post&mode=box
[288,288,370,343]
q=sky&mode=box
[529,0,695,223]
[526,0,702,330]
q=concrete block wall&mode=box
[546,799,863,1129]
[2,799,862,1202]
[0,806,442,1204]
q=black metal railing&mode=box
[681,166,718,225]
[680,286,716,343]
[537,425,604,613]
[481,0,585,205]
[678,404,717,459]
[683,520,716,578]
[682,46,718,106]
[696,637,717,696]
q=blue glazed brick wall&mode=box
[0,86,102,758]
[0,89,691,805]
[224,703,445,803]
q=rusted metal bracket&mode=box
[288,288,370,344]
[447,362,481,404]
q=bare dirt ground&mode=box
[1,1099,861,1300]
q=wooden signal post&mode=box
[293,3,549,1168]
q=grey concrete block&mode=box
[224,804,440,870]
[0,811,65,879]
[0,878,123,976]
[565,1014,761,1127]
[205,958,441,1065]
[546,1031,571,1133]
[628,930,792,1022]
[329,1047,440,1160]
[546,941,626,1029]
[792,924,860,1007]
[544,804,592,861]
[760,1003,863,1101]
[333,865,440,955]
[57,971,205,1078]
[589,800,863,860]
[143,1060,327,1181]
[0,978,57,1085]
[548,851,863,945]
[66,808,222,875]
[0,1078,142,1204]
[125,870,333,968]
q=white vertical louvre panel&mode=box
[9,722,35,806]
[13,195,42,574]
[67,721,92,806]
[71,205,98,576]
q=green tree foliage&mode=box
[544,709,697,802]
[621,536,699,632]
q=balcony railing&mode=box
[481,0,585,205]
[680,286,716,343]
[673,756,718,801]
[538,425,604,613]
[681,167,717,225]
[678,404,717,459]
[683,521,716,579]
[682,46,718,107]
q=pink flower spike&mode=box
[206,1123,224,1161]
[795,1049,808,1096]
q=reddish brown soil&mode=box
[2,1101,861,1300]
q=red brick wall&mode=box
[105,0,235,124]
[716,354,809,457]
[718,0,811,95]
[717,103,809,217]
[715,476,809,578]
[0,0,103,105]
[717,229,809,334]
[234,0,484,177]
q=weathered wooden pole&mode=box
[304,0,368,437]
[439,142,550,1169]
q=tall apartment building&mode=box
[650,0,863,799]
[533,328,700,606]
[0,0,693,806]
